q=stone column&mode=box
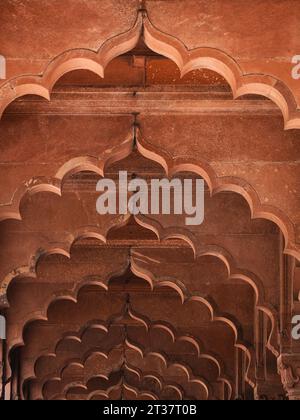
[278,354,300,400]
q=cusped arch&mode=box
[40,346,212,401]
[64,381,158,401]
[4,222,279,366]
[48,379,160,401]
[49,366,186,401]
[0,12,298,261]
[0,10,299,130]
[0,123,298,263]
[0,13,143,119]
[142,13,300,130]
[8,257,255,391]
[29,316,231,400]
[135,129,299,261]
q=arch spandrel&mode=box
[0,0,298,400]
[0,114,298,261]
[1,6,300,124]
[0,144,285,310]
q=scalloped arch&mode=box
[7,252,257,391]
[20,302,231,399]
[135,130,299,261]
[0,125,298,264]
[142,14,300,130]
[0,14,298,264]
[0,11,299,129]
[3,211,279,367]
[49,379,160,401]
[0,13,143,119]
[30,316,230,395]
[40,345,212,401]
[50,366,187,401]
[0,8,294,400]
[5,224,277,348]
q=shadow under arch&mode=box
[0,125,297,260]
[0,10,299,129]
[0,12,297,260]
[4,231,275,393]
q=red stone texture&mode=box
[0,0,299,401]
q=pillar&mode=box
[278,354,300,400]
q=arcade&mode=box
[0,0,299,401]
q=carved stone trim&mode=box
[278,354,300,399]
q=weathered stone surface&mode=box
[0,0,299,400]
